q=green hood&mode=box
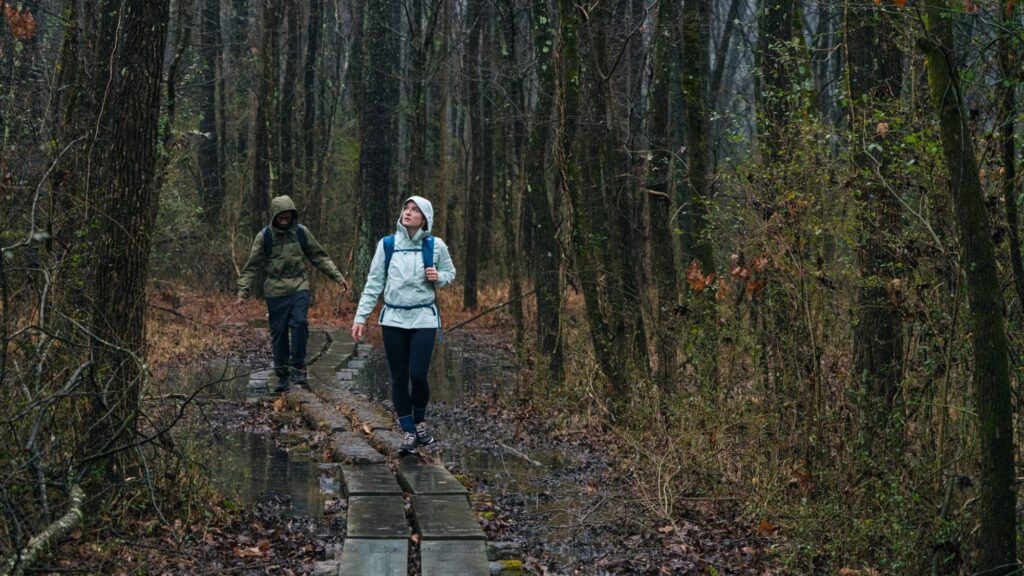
[236,195,344,299]
[270,195,298,226]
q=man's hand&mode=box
[337,277,350,293]
[425,267,439,282]
[351,323,365,342]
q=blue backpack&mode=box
[382,234,434,277]
[380,234,441,340]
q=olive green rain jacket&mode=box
[237,195,344,299]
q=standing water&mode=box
[202,429,336,517]
[351,333,591,555]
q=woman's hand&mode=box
[425,267,439,282]
[351,323,365,342]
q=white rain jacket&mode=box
[354,196,456,329]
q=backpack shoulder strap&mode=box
[421,235,434,269]
[295,224,308,253]
[261,226,273,260]
[383,234,396,278]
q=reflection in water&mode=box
[201,429,331,517]
[351,340,488,402]
[352,339,586,552]
[443,443,584,547]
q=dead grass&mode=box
[146,280,516,362]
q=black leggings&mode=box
[381,326,437,422]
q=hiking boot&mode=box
[399,431,418,455]
[415,422,435,446]
[290,368,308,386]
[274,381,290,393]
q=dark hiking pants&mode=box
[266,289,310,385]
[382,326,437,432]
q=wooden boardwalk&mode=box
[250,330,495,576]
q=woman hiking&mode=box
[351,196,456,455]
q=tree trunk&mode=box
[757,0,795,150]
[525,0,564,382]
[157,0,195,194]
[998,2,1024,314]
[499,0,527,351]
[408,0,442,198]
[278,0,301,199]
[648,0,681,392]
[435,0,450,238]
[558,0,637,401]
[303,0,323,230]
[681,0,718,384]
[462,0,483,310]
[252,0,281,236]
[355,0,400,297]
[921,3,1017,572]
[230,0,251,159]
[478,3,496,287]
[88,0,170,474]
[200,0,225,226]
[847,0,904,439]
[710,0,743,104]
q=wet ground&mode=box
[179,327,774,575]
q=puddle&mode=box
[187,360,265,401]
[350,335,590,555]
[181,329,587,553]
[350,338,509,402]
[160,360,325,516]
[200,429,335,517]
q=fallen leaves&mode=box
[756,519,779,537]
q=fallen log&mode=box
[2,484,85,576]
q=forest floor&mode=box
[47,288,778,575]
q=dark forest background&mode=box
[0,0,1022,573]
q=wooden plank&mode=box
[412,495,485,541]
[341,464,402,496]
[398,463,469,495]
[337,539,407,576]
[346,496,409,539]
[420,540,490,576]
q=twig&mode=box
[446,290,536,333]
[148,302,243,328]
[498,442,542,467]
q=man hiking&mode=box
[236,195,348,392]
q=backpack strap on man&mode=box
[262,224,308,260]
[262,226,273,260]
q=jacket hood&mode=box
[396,196,434,237]
[270,195,298,226]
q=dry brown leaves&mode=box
[2,2,36,40]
